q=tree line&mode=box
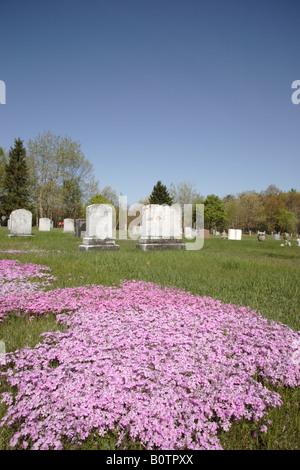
[147,181,300,234]
[1,135,299,233]
[0,132,117,226]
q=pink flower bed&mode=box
[0,259,56,302]
[0,260,299,450]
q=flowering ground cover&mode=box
[0,258,299,450]
[0,259,56,308]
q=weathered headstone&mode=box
[274,234,280,241]
[75,218,86,238]
[8,209,32,237]
[79,204,119,251]
[39,217,51,232]
[198,228,210,239]
[63,219,75,233]
[137,204,186,251]
[258,231,266,242]
[297,239,300,247]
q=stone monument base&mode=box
[136,238,186,251]
[78,237,119,251]
[8,234,33,237]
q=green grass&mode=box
[0,227,299,450]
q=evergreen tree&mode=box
[1,138,31,216]
[0,147,7,196]
[149,181,173,205]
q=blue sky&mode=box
[0,0,299,204]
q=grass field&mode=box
[0,227,299,450]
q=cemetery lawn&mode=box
[0,227,299,450]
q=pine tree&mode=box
[1,138,31,216]
[149,181,173,205]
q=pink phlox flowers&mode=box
[0,263,299,450]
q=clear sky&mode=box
[0,0,299,204]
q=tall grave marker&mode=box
[8,209,33,237]
[137,204,186,251]
[78,204,119,251]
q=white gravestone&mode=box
[63,218,75,233]
[39,217,51,231]
[228,229,242,241]
[79,204,119,251]
[9,209,32,237]
[138,204,186,251]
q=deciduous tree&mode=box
[27,131,99,224]
[204,194,228,230]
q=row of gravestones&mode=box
[7,210,76,236]
[6,206,189,251]
[8,206,298,250]
[79,204,186,251]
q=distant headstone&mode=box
[228,229,242,240]
[297,239,300,246]
[235,229,242,240]
[274,234,280,241]
[258,231,266,242]
[63,218,75,233]
[198,228,210,239]
[75,218,86,238]
[137,204,186,251]
[79,204,119,251]
[8,209,32,237]
[39,217,51,232]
